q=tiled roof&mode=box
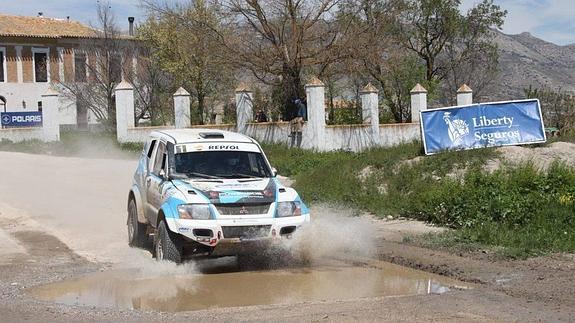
[0,13,97,38]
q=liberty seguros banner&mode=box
[420,99,546,155]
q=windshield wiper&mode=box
[186,172,223,179]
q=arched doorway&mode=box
[0,96,6,113]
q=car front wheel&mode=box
[155,220,183,263]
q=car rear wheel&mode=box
[128,199,148,248]
[155,220,183,263]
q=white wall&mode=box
[0,127,45,142]
[0,82,49,112]
[244,122,291,146]
[119,125,238,143]
[243,122,421,152]
[0,82,80,126]
[380,123,421,147]
[124,126,175,143]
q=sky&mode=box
[460,0,575,45]
[2,0,574,46]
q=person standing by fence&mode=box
[290,98,307,148]
[255,109,268,122]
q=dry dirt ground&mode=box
[486,141,575,171]
[0,151,573,322]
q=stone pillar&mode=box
[173,87,191,128]
[235,84,253,134]
[457,84,473,106]
[360,83,380,145]
[215,114,223,125]
[41,86,60,142]
[410,83,428,123]
[305,77,326,150]
[114,80,134,143]
[15,46,23,83]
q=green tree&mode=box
[525,86,575,133]
[441,0,506,103]
[338,0,433,122]
[140,0,234,124]
[383,55,436,122]
[394,0,506,94]
[225,0,353,119]
[340,0,505,118]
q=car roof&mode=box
[150,129,255,145]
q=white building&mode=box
[0,13,136,129]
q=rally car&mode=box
[126,129,310,262]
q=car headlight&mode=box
[276,201,302,217]
[177,204,211,220]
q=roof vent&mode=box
[199,132,224,139]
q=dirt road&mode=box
[0,151,572,322]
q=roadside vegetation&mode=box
[264,142,575,258]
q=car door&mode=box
[145,140,167,226]
[139,138,157,217]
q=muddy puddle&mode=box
[30,258,468,312]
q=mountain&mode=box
[489,30,575,100]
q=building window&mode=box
[74,52,86,82]
[32,48,49,83]
[0,47,5,82]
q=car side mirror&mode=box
[271,167,278,177]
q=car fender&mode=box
[277,187,299,202]
[277,187,310,215]
[129,185,148,224]
[159,196,186,233]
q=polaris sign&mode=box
[1,112,43,128]
[420,99,546,155]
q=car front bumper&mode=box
[166,214,310,249]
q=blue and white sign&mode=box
[420,99,546,155]
[1,112,43,128]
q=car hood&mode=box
[173,178,278,204]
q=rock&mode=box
[377,184,388,195]
[357,166,373,182]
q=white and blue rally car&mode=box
[127,129,310,262]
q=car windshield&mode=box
[173,151,272,179]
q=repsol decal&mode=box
[208,145,239,150]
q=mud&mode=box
[30,257,462,312]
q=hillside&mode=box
[491,30,575,100]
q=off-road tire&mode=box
[127,199,148,248]
[155,220,183,263]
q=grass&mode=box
[263,142,575,258]
[263,142,499,216]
